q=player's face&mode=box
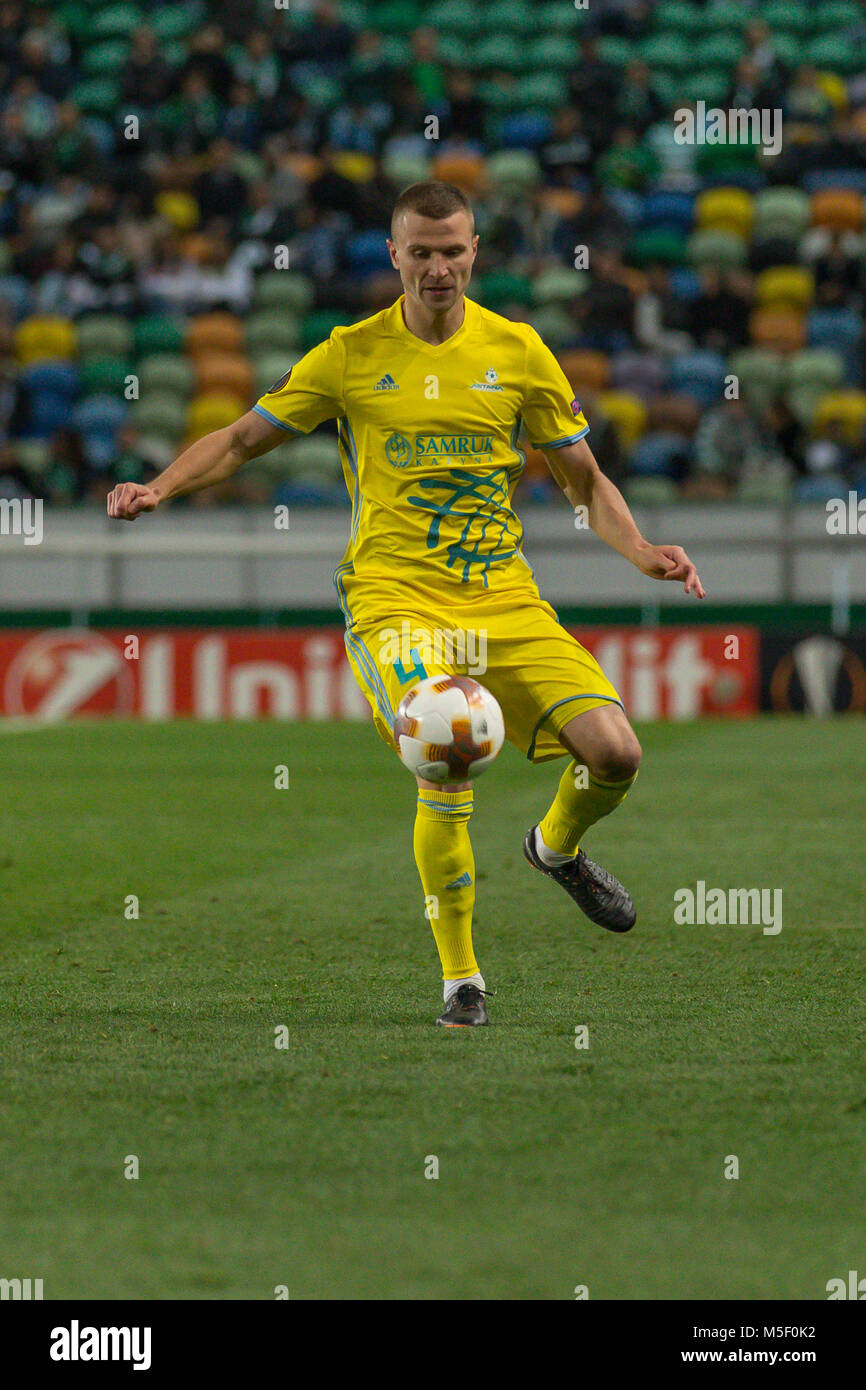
[388,211,478,314]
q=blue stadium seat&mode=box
[639,191,695,233]
[345,230,393,276]
[630,431,692,477]
[669,350,728,406]
[499,112,554,149]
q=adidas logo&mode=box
[374,373,399,391]
[444,872,473,890]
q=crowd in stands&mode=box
[1,0,865,512]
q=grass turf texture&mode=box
[1,716,864,1301]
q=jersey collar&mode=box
[389,294,478,356]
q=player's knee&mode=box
[591,735,641,783]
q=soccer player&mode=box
[107,181,705,1028]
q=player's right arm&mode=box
[106,409,284,520]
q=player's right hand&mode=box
[106,482,161,520]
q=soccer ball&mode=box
[393,675,505,783]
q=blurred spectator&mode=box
[689,269,753,356]
[120,29,172,111]
[634,263,694,357]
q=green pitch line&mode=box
[0,718,863,1299]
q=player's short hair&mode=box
[390,181,474,238]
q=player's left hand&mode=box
[634,543,706,598]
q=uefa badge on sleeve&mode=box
[571,398,581,416]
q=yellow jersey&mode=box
[253,295,589,628]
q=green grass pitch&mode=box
[1,716,864,1300]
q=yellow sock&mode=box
[539,761,638,857]
[413,787,478,981]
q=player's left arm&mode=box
[541,436,706,598]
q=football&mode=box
[393,675,505,783]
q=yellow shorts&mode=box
[343,588,623,764]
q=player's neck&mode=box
[400,294,466,346]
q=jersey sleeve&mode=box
[253,331,345,434]
[520,327,590,449]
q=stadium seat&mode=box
[728,348,786,411]
[345,231,392,277]
[82,40,130,77]
[807,307,862,356]
[10,438,51,477]
[762,0,811,33]
[752,187,811,243]
[557,351,611,393]
[485,150,540,195]
[130,392,187,438]
[629,228,688,266]
[300,312,352,353]
[476,271,533,308]
[90,4,142,39]
[76,314,133,359]
[646,393,701,436]
[612,353,668,402]
[748,308,807,354]
[194,355,254,399]
[686,228,748,270]
[630,431,691,477]
[754,267,815,315]
[253,352,303,398]
[15,316,77,365]
[624,476,678,506]
[79,355,132,398]
[431,152,486,192]
[72,394,127,435]
[528,306,576,352]
[427,1,481,37]
[0,273,32,320]
[499,112,553,149]
[252,272,315,314]
[246,311,301,356]
[149,1,205,41]
[794,475,849,503]
[810,190,863,233]
[735,471,793,504]
[71,77,120,115]
[532,268,589,305]
[186,314,244,359]
[669,350,728,406]
[187,392,247,438]
[134,316,185,357]
[136,354,194,398]
[596,393,648,450]
[639,34,692,73]
[382,150,432,187]
[473,34,523,72]
[695,188,754,239]
[154,191,200,233]
[813,390,866,445]
[366,2,423,35]
[639,191,695,234]
[20,361,79,399]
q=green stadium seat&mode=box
[134,316,186,357]
[245,310,301,356]
[472,35,523,72]
[535,1,582,31]
[703,1,748,32]
[694,33,745,68]
[507,72,568,110]
[735,471,792,504]
[77,314,133,358]
[130,392,187,438]
[686,228,748,270]
[56,3,93,42]
[82,39,129,76]
[382,150,432,188]
[254,351,304,398]
[762,1,812,35]
[378,35,413,68]
[528,306,574,351]
[427,1,482,36]
[486,149,540,194]
[434,34,471,67]
[490,0,537,33]
[149,1,206,41]
[299,312,352,353]
[71,77,120,115]
[624,476,678,506]
[90,4,142,39]
[595,37,637,67]
[752,187,811,242]
[814,1,862,29]
[629,228,688,267]
[476,271,533,308]
[651,1,706,34]
[366,2,422,35]
[532,267,589,305]
[639,34,692,72]
[728,348,785,411]
[253,272,315,313]
[807,33,860,74]
[136,354,195,398]
[526,34,578,72]
[680,69,734,107]
[783,348,847,425]
[11,439,52,477]
[79,355,132,397]
[291,71,343,108]
[284,435,344,480]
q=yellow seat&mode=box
[695,187,754,239]
[187,392,246,438]
[155,190,200,232]
[596,392,647,450]
[755,266,815,314]
[813,390,866,444]
[15,315,77,365]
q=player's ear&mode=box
[386,238,399,268]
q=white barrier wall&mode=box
[1,503,864,610]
